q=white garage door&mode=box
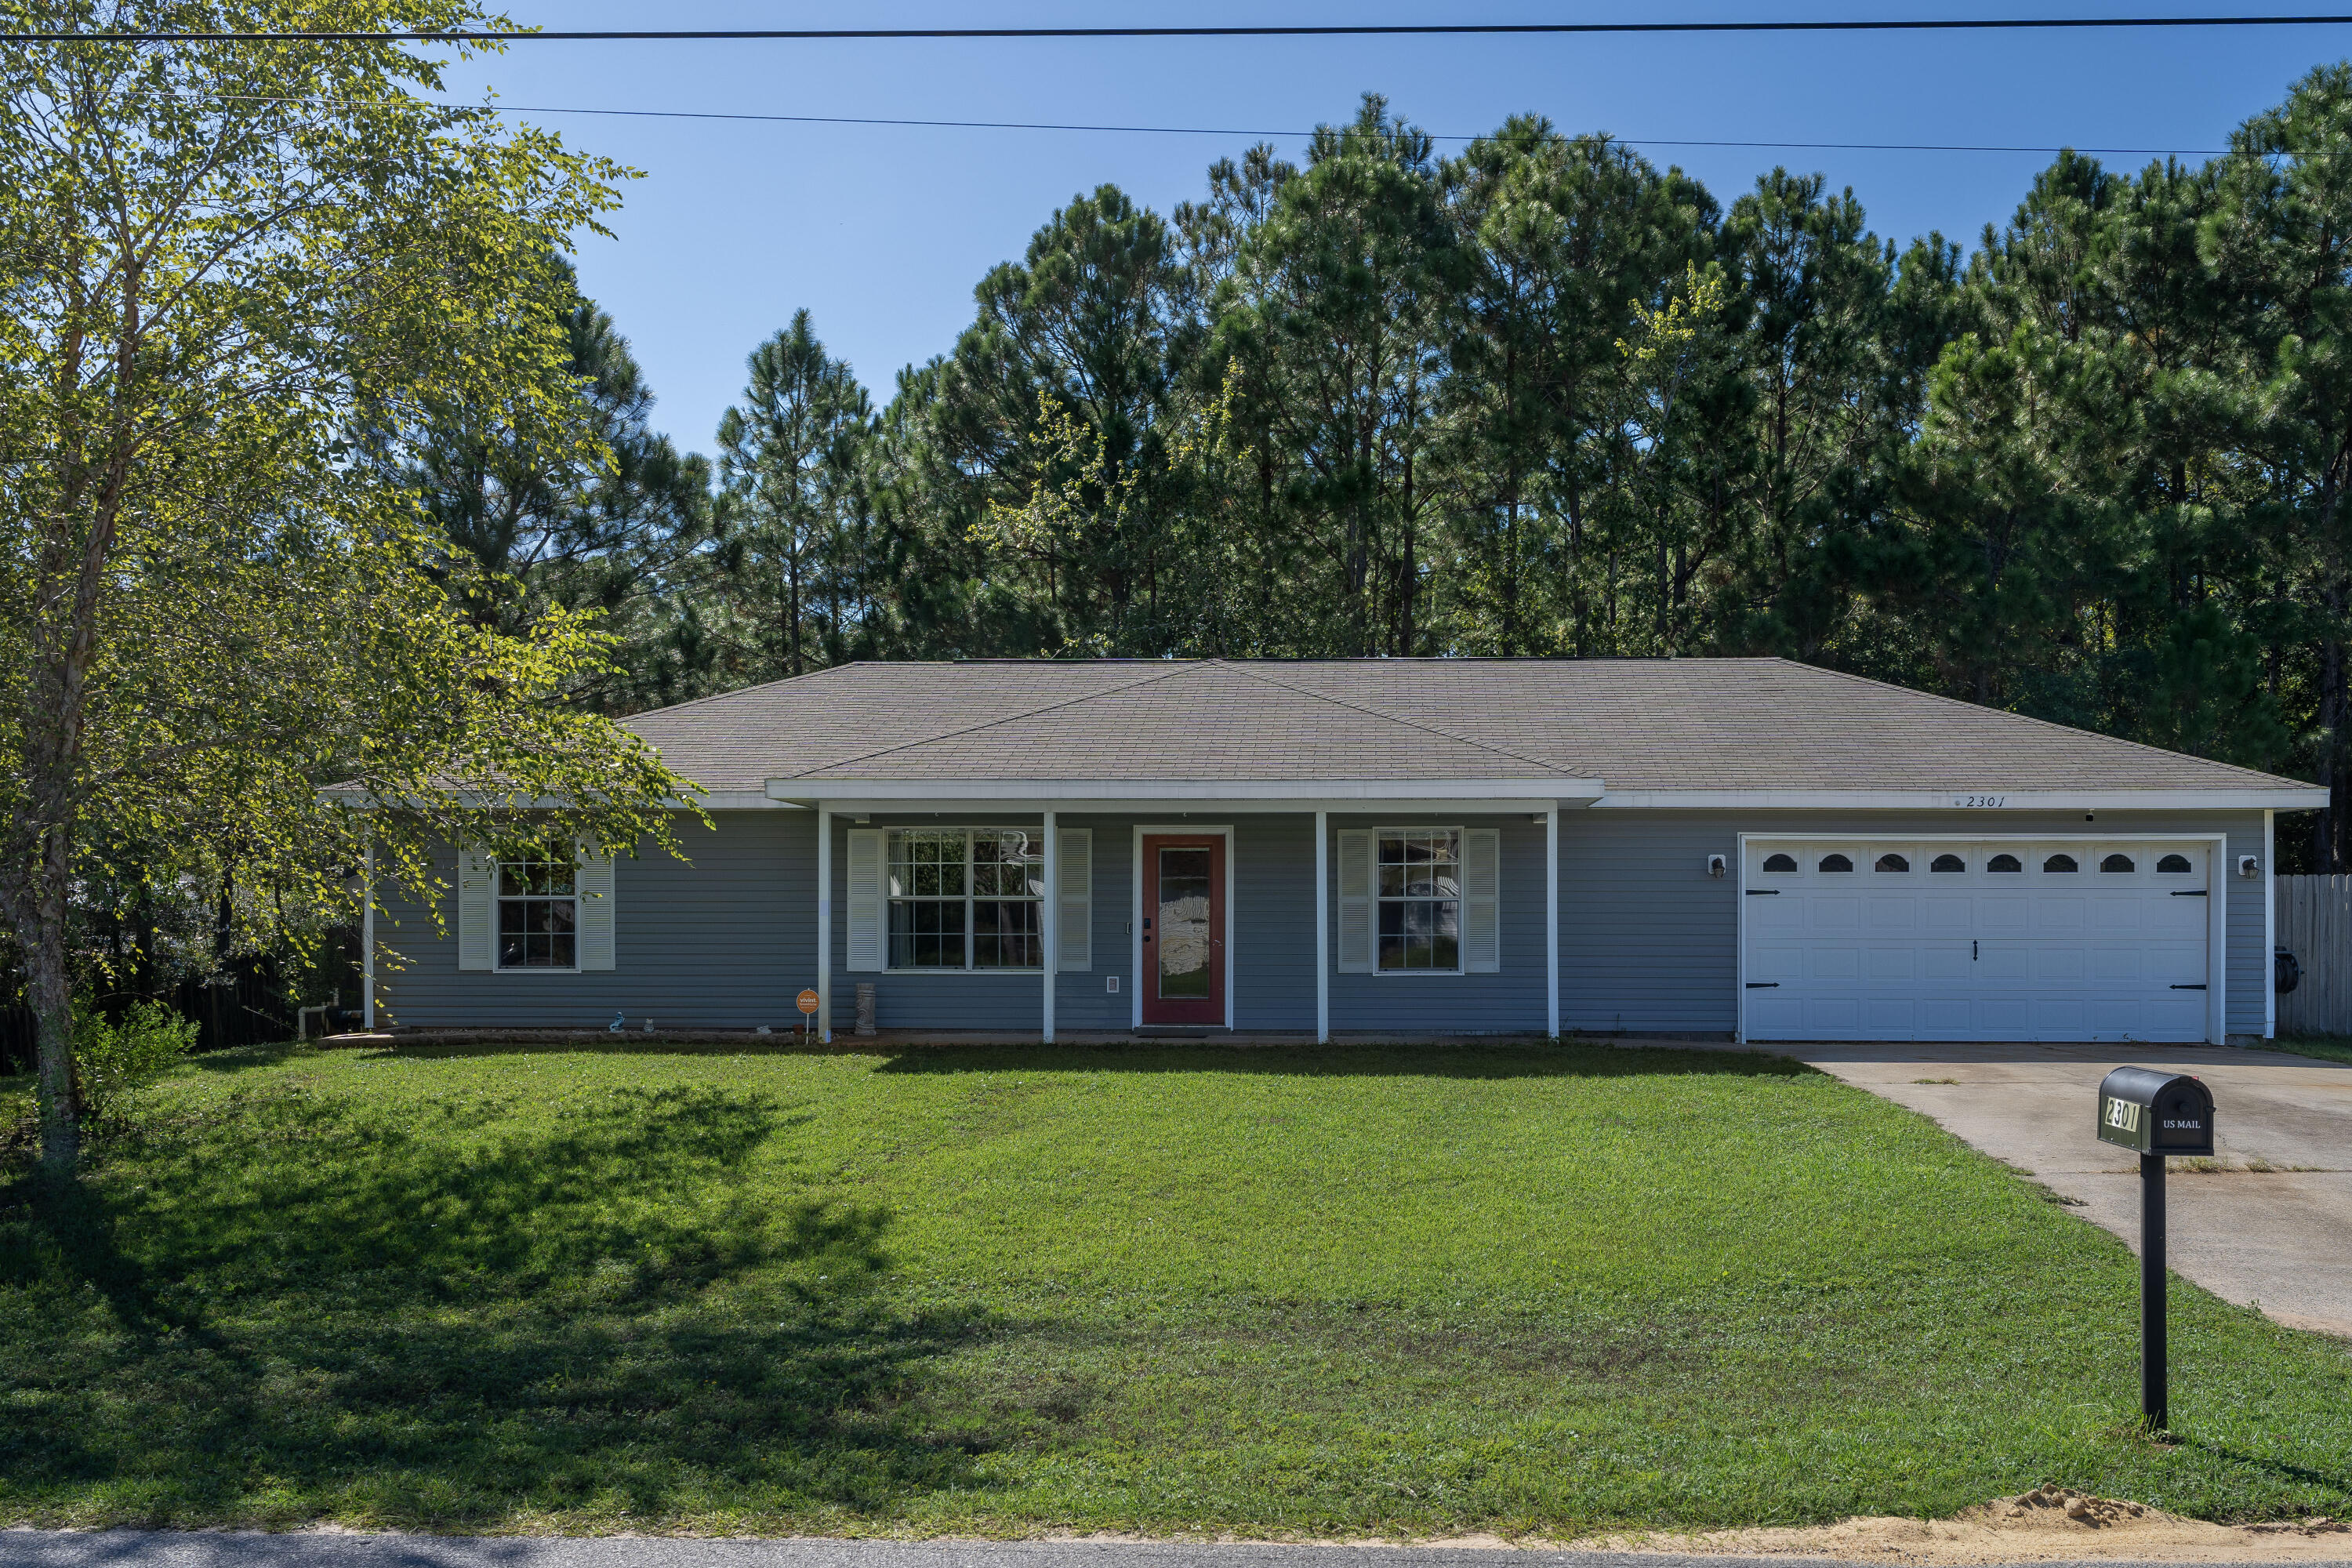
[1741,839,2213,1044]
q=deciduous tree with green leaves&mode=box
[0,2,694,1177]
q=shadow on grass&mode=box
[874,1040,1814,1080]
[323,1036,1813,1082]
[2179,1438,2352,1494]
[0,1080,996,1526]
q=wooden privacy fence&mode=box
[2275,874,2352,1036]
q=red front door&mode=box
[1142,835,1225,1025]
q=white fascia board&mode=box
[766,777,1602,807]
[1591,788,2327,811]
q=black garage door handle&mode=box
[1745,888,1780,895]
[2170,983,2207,990]
[1746,982,1780,989]
[2171,889,2208,897]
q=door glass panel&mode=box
[1157,848,1213,999]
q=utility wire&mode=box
[12,13,2352,43]
[198,92,2240,157]
[425,98,2237,155]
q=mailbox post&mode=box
[2096,1066,2216,1433]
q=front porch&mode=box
[796,793,1581,1045]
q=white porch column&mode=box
[1314,808,1330,1043]
[361,840,376,1030]
[816,804,833,1044]
[1041,809,1058,1042]
[2264,809,2277,1040]
[1545,803,1560,1038]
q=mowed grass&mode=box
[2274,1033,2352,1067]
[2,1040,2347,1537]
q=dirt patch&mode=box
[1049,1492,2352,1562]
[1563,1486,2352,1562]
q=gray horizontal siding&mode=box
[828,813,1049,1031]
[374,811,813,1029]
[376,802,2274,1042]
[1326,813,1549,1033]
[1558,808,2268,1038]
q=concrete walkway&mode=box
[1726,1040,2352,1338]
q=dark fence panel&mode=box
[0,961,300,1076]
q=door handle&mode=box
[1973,940,1978,960]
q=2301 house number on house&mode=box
[1951,795,2009,808]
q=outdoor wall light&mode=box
[2238,855,2260,879]
[1707,853,1729,878]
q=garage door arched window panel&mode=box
[1875,853,1910,873]
[2158,853,2194,874]
[2043,853,2079,873]
[1820,852,1854,873]
[1931,853,1966,873]
[2100,853,2136,873]
[1988,853,2023,873]
[1762,852,1798,873]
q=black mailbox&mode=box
[2097,1066,2215,1158]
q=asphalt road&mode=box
[3,1539,2348,1568]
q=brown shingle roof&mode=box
[621,658,2313,797]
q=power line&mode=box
[427,97,2234,155]
[196,93,2243,157]
[12,13,2352,43]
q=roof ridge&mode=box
[1781,659,2307,789]
[1227,662,1596,779]
[623,659,872,724]
[775,659,1211,779]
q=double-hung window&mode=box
[887,829,1044,970]
[1377,829,1461,971]
[497,848,579,970]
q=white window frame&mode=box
[1375,825,1466,976]
[494,846,581,973]
[884,827,1046,974]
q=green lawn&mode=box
[2,1040,2347,1537]
[2272,1034,2352,1067]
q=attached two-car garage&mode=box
[1739,837,2221,1044]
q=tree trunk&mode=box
[26,833,79,1177]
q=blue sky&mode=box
[436,2,2352,455]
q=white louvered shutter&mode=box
[457,846,495,971]
[1336,828,1374,974]
[576,842,616,971]
[846,829,885,972]
[1057,828,1092,971]
[1461,828,1501,973]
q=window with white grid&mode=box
[887,829,1043,970]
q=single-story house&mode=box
[366,657,2325,1046]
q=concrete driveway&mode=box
[1750,1040,2352,1338]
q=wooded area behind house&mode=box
[407,69,2352,873]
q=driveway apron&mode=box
[1738,1041,2352,1338]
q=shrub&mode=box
[74,1000,198,1132]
